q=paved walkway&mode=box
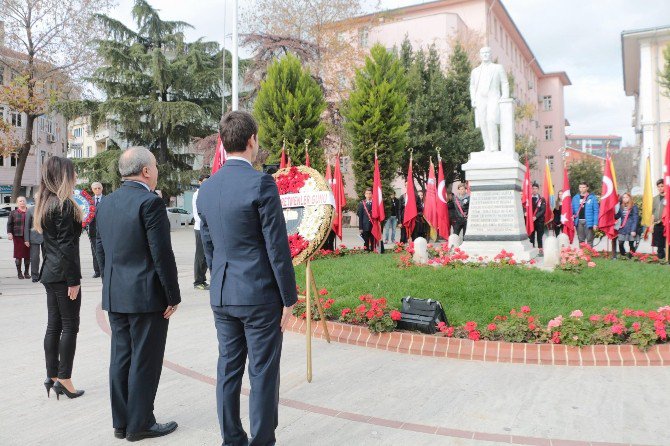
[0,228,666,446]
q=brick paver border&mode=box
[285,316,670,367]
[94,305,654,445]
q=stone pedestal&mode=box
[460,151,538,262]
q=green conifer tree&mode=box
[253,53,327,171]
[89,0,223,198]
[343,44,409,199]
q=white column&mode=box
[499,98,515,155]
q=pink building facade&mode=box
[337,0,571,191]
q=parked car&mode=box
[0,203,17,218]
[166,207,194,226]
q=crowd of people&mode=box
[345,177,667,260]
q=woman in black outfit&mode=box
[33,156,84,399]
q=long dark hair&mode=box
[34,156,82,233]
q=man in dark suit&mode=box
[530,182,547,252]
[96,147,181,442]
[197,111,297,446]
[87,182,104,278]
[357,187,374,251]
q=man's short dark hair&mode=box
[579,181,589,188]
[365,187,372,193]
[532,182,539,188]
[657,179,664,187]
[199,174,210,182]
[219,111,258,153]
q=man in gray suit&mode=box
[197,111,297,446]
[23,202,43,282]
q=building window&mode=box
[40,151,46,165]
[547,155,555,171]
[0,156,4,167]
[10,153,17,167]
[358,27,369,48]
[10,111,22,127]
[542,95,552,111]
[86,146,91,157]
[0,105,5,121]
[544,125,553,141]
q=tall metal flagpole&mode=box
[221,2,226,115]
[231,0,239,111]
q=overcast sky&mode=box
[111,0,670,145]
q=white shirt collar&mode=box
[226,156,253,166]
[126,180,151,191]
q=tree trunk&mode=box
[158,135,169,165]
[11,115,36,202]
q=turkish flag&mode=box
[332,156,346,240]
[522,159,534,237]
[211,134,227,174]
[598,156,619,239]
[423,159,438,230]
[561,168,575,243]
[325,162,332,187]
[280,145,287,169]
[403,158,418,238]
[663,139,670,243]
[371,154,384,244]
[436,158,451,241]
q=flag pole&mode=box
[221,3,227,114]
[231,0,239,111]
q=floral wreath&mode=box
[73,189,95,227]
[273,166,335,266]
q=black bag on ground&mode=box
[396,297,448,334]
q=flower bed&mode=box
[291,285,670,350]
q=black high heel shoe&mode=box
[53,381,85,400]
[44,378,55,398]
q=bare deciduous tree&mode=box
[0,0,115,201]
[612,147,640,194]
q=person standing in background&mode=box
[23,198,43,282]
[193,174,210,290]
[87,182,104,278]
[7,196,31,279]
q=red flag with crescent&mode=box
[598,156,618,239]
[522,159,534,237]
[211,134,227,174]
[332,156,346,240]
[436,157,451,241]
[561,168,575,243]
[371,153,384,244]
[403,158,418,237]
[423,159,438,230]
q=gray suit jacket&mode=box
[197,159,297,308]
[23,206,43,244]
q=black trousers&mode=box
[194,230,208,285]
[653,223,666,259]
[108,312,169,434]
[43,282,81,379]
[30,243,42,280]
[322,230,336,251]
[617,240,636,257]
[212,303,283,446]
[400,227,408,243]
[361,230,373,251]
[452,219,467,238]
[88,234,100,275]
[530,221,545,249]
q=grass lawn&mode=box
[295,254,670,325]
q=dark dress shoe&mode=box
[92,273,101,278]
[114,428,126,439]
[126,421,178,442]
